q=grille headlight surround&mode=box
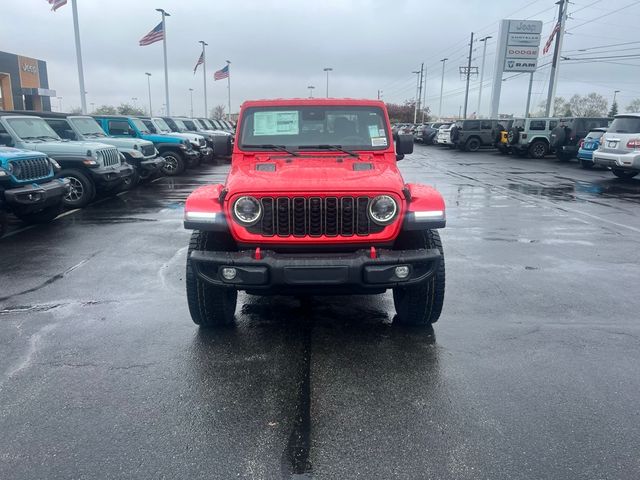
[368,195,398,225]
[233,196,262,226]
[7,161,21,177]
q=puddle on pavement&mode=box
[507,179,640,203]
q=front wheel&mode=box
[612,169,639,179]
[160,151,186,176]
[528,140,548,159]
[392,230,445,326]
[186,231,238,327]
[465,137,481,152]
[58,169,95,208]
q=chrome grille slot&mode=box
[12,157,51,181]
[246,195,387,237]
[99,148,120,167]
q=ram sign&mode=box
[504,58,538,72]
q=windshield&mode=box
[152,118,172,133]
[182,120,197,131]
[141,120,157,133]
[131,118,150,134]
[200,119,214,129]
[239,106,390,151]
[210,119,223,129]
[173,119,187,131]
[69,117,107,137]
[609,117,640,134]
[6,117,61,140]
[192,119,205,129]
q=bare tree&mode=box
[211,105,226,120]
[117,103,146,116]
[533,97,570,117]
[625,98,640,113]
[93,105,118,115]
[569,93,608,117]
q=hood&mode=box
[226,154,404,195]
[0,146,47,160]
[171,132,204,143]
[20,140,117,156]
[200,128,231,137]
[140,133,183,144]
[83,136,154,149]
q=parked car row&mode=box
[0,110,235,237]
[422,114,640,180]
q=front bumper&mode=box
[190,247,442,294]
[89,164,134,186]
[141,156,166,171]
[577,149,595,161]
[3,178,70,207]
[199,146,214,160]
[593,150,640,170]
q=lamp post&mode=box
[145,72,152,116]
[132,97,138,109]
[57,96,63,112]
[613,90,620,105]
[323,67,333,97]
[90,102,95,113]
[189,88,194,118]
[477,36,492,117]
[307,85,315,98]
[198,40,208,117]
[438,58,448,119]
[412,70,420,124]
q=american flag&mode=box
[139,22,164,47]
[194,52,204,74]
[543,22,561,55]
[47,0,67,11]
[214,65,229,81]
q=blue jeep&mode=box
[94,115,198,176]
[0,147,70,237]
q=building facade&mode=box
[0,51,55,112]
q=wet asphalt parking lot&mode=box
[1,145,639,479]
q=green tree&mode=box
[608,101,618,117]
[569,93,608,117]
[625,98,640,113]
[117,103,146,116]
[93,105,117,115]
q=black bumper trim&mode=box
[89,164,134,184]
[190,247,441,291]
[3,178,70,206]
[140,157,165,170]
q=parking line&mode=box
[55,208,81,219]
[151,177,163,183]
[1,225,36,239]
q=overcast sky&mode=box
[2,0,639,118]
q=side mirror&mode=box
[395,133,414,161]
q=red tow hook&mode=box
[369,246,377,259]
[254,247,262,260]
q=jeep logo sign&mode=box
[21,63,38,74]
[506,47,539,59]
[508,20,543,34]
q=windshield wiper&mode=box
[298,144,358,157]
[37,135,59,140]
[243,144,299,156]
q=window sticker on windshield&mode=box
[368,125,379,137]
[254,111,299,136]
[371,137,387,147]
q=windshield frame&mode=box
[182,119,198,131]
[131,118,151,134]
[152,117,173,133]
[68,116,107,137]
[238,105,391,152]
[6,117,62,141]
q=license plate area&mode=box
[283,266,349,285]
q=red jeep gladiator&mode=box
[183,99,446,327]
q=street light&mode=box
[323,67,333,97]
[412,70,420,123]
[189,88,194,118]
[477,36,492,117]
[57,96,63,112]
[90,102,95,113]
[613,90,621,105]
[307,85,315,98]
[438,58,448,119]
[132,97,138,109]
[199,40,208,117]
[145,72,152,116]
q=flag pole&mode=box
[70,0,87,114]
[199,41,208,118]
[226,60,231,121]
[156,9,170,116]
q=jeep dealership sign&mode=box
[490,19,543,117]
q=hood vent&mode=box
[353,163,373,171]
[256,163,276,172]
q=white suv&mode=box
[593,114,640,179]
[436,124,455,147]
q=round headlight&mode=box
[8,161,21,177]
[233,196,262,225]
[368,195,398,225]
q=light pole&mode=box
[145,72,152,116]
[132,97,138,109]
[189,88,194,118]
[323,67,333,97]
[57,96,63,112]
[613,90,620,105]
[199,40,208,117]
[90,102,95,113]
[412,70,421,124]
[438,58,448,119]
[477,36,492,117]
[307,85,315,98]
[155,8,171,115]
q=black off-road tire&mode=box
[507,129,520,145]
[612,169,639,179]
[14,203,62,225]
[58,169,95,208]
[393,230,445,326]
[465,137,481,152]
[529,140,548,159]
[160,151,186,176]
[186,230,238,327]
[580,159,594,169]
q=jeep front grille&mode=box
[247,196,385,237]
[141,145,155,157]
[98,148,120,167]
[199,138,206,147]
[11,157,51,181]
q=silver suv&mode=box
[593,113,640,179]
[507,118,560,159]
